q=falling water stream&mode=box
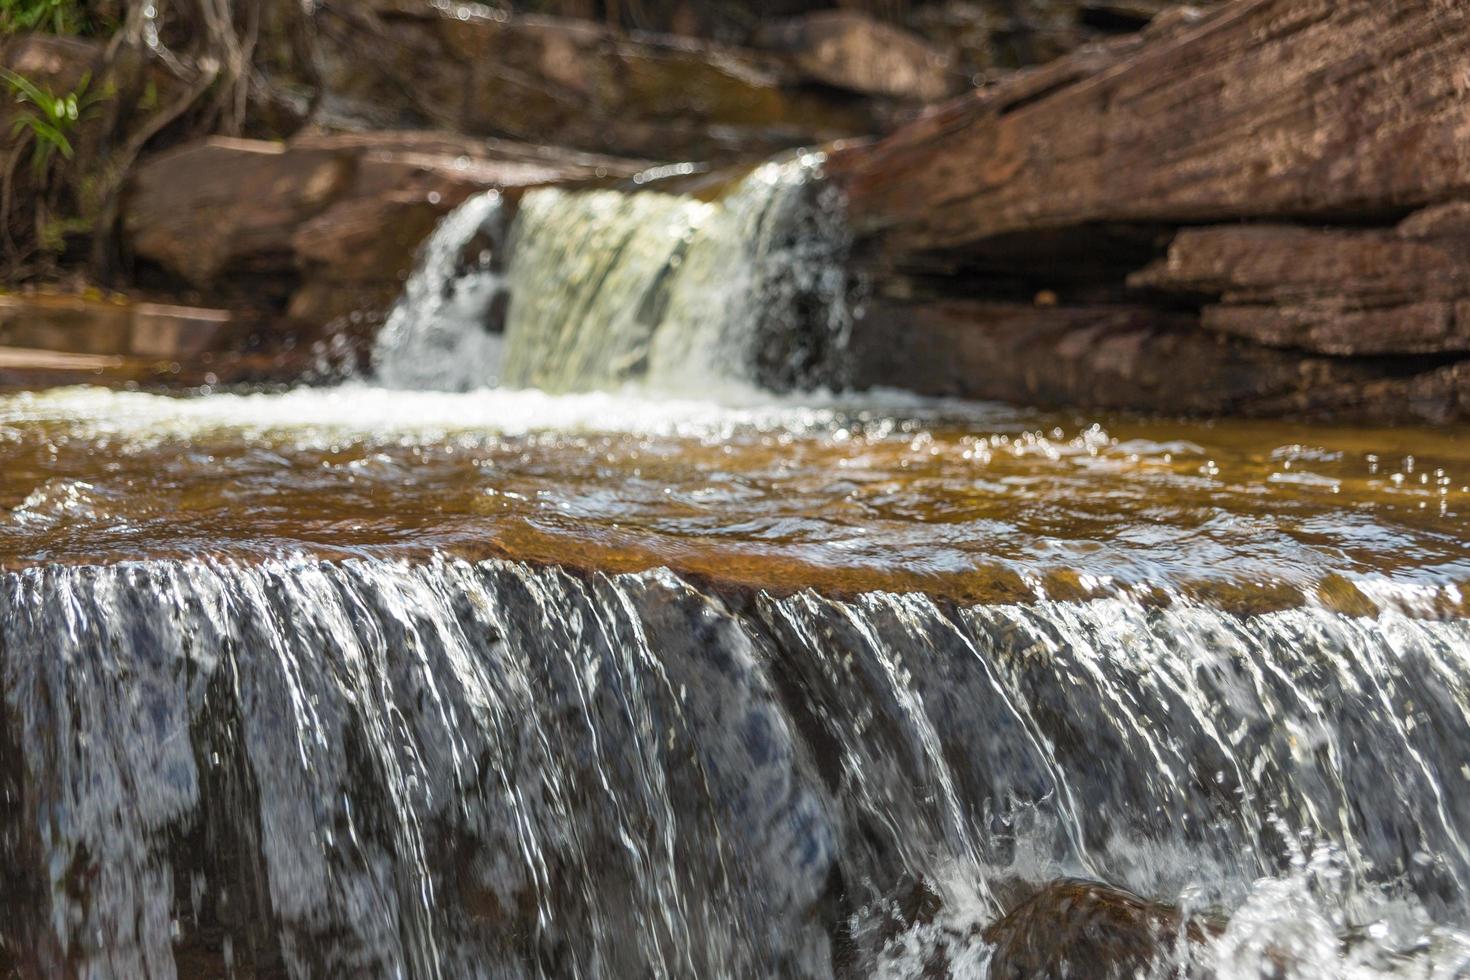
[3,157,1470,978]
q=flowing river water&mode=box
[2,158,1470,978]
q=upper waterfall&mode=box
[370,190,510,392]
[371,154,852,395]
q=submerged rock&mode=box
[982,879,1220,979]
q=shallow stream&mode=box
[2,159,1469,979]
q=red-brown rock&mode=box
[1129,215,1470,355]
[125,138,357,289]
[318,3,881,161]
[124,130,644,323]
[755,11,961,102]
[832,0,1470,256]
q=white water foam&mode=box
[372,190,508,391]
[0,382,953,447]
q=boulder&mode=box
[754,11,961,102]
[317,3,881,161]
[125,138,357,290]
[124,130,645,323]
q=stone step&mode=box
[0,294,248,359]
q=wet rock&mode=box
[0,291,322,387]
[849,299,1413,418]
[129,302,243,358]
[982,879,1219,979]
[754,11,961,102]
[0,292,131,356]
[1256,360,1470,428]
[288,192,451,332]
[839,874,957,978]
[0,292,246,359]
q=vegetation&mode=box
[0,0,320,278]
[0,0,117,36]
[2,68,99,176]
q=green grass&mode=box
[2,67,101,177]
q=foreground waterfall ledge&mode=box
[4,555,1470,978]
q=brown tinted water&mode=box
[3,383,1466,613]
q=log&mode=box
[830,0,1470,257]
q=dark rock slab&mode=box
[849,298,1429,418]
[1130,216,1470,355]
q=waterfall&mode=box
[372,191,509,392]
[6,557,1470,978]
[370,154,851,395]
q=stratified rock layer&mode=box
[835,0,1470,420]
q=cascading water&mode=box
[372,191,510,392]
[5,146,1470,980]
[5,560,1470,977]
[371,153,852,396]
